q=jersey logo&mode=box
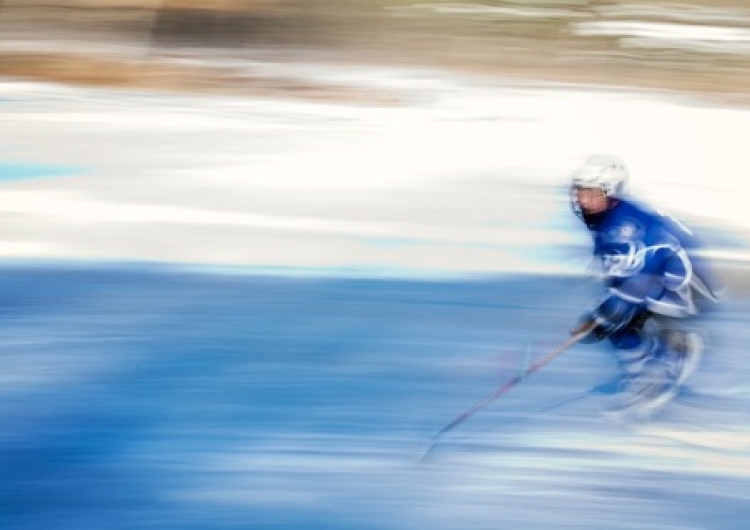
[603,218,644,244]
[619,223,637,239]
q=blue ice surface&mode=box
[0,260,747,530]
[0,162,83,182]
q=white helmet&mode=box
[570,154,628,220]
[571,154,628,197]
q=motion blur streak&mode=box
[0,1,749,529]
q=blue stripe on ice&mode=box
[0,162,83,181]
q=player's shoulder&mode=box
[613,197,660,219]
[597,197,681,247]
[601,198,654,230]
[611,197,675,232]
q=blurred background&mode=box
[1,2,750,530]
[1,0,750,97]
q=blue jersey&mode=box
[584,198,719,317]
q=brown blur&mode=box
[2,0,750,103]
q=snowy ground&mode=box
[0,68,749,274]
[0,64,749,529]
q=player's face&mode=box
[574,187,609,215]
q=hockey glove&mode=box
[578,295,641,342]
[573,315,608,343]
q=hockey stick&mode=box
[419,320,595,463]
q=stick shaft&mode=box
[431,321,595,440]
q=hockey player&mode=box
[569,155,721,416]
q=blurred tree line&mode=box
[1,0,750,97]
[0,0,595,51]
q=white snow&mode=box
[0,65,748,275]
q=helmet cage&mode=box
[569,155,628,220]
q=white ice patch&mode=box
[595,4,750,26]
[573,20,750,54]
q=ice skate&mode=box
[665,330,703,387]
[604,363,679,421]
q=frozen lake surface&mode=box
[0,264,748,529]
